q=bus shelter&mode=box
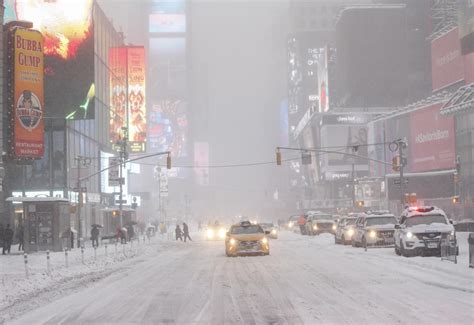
[6,197,71,253]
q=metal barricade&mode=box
[440,233,457,264]
[469,233,474,268]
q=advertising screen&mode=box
[109,47,128,147]
[15,0,95,119]
[127,47,147,153]
[12,28,45,158]
[148,100,188,157]
[318,46,329,112]
[409,103,455,172]
[149,13,186,33]
[194,142,209,186]
[431,28,464,91]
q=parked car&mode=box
[394,206,457,257]
[335,216,357,245]
[352,212,398,248]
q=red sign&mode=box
[431,28,464,91]
[409,103,455,172]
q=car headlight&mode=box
[450,230,455,236]
[288,221,294,228]
[406,232,414,239]
[261,237,268,245]
[332,224,337,230]
[207,229,214,238]
[369,230,376,238]
[229,238,236,246]
[218,228,226,239]
[271,229,277,235]
[313,225,318,230]
[347,228,354,237]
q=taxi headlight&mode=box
[347,228,354,237]
[406,232,414,239]
[271,229,277,235]
[261,237,268,245]
[332,224,337,230]
[218,228,226,239]
[313,225,318,230]
[207,229,214,238]
[369,230,377,238]
[229,238,236,246]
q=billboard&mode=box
[12,28,45,158]
[148,100,188,157]
[431,28,464,91]
[409,103,455,172]
[109,47,128,147]
[318,46,329,112]
[149,13,186,33]
[15,0,95,119]
[194,142,209,186]
[109,47,147,153]
[127,47,147,153]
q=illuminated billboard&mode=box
[15,0,95,119]
[109,47,147,153]
[148,100,188,157]
[109,47,128,147]
[11,27,45,158]
[127,47,147,153]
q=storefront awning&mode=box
[440,83,474,116]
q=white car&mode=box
[394,206,456,257]
[352,213,398,248]
[334,217,357,245]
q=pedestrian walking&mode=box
[17,226,24,251]
[2,224,14,255]
[183,222,192,242]
[91,226,99,247]
[175,225,183,241]
[0,223,4,250]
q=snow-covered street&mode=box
[3,231,474,324]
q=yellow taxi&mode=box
[225,221,270,257]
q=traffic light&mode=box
[276,150,282,166]
[167,154,172,170]
[356,200,364,207]
[404,193,417,204]
[392,156,400,172]
[452,196,460,204]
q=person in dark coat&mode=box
[91,226,99,247]
[0,223,4,249]
[17,226,24,251]
[2,224,14,255]
[182,222,192,242]
[175,225,183,241]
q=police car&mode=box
[394,206,456,257]
[352,212,398,248]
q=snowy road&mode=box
[9,232,474,324]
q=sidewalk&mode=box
[0,233,172,321]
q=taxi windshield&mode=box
[405,215,447,227]
[259,223,274,228]
[231,225,264,234]
[366,217,397,226]
[346,218,357,225]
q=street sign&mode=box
[108,157,122,187]
[393,178,409,185]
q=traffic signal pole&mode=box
[398,140,407,206]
